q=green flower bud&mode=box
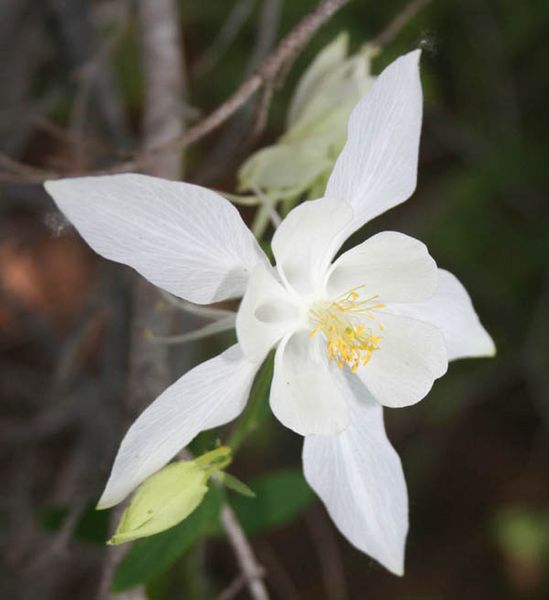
[108,461,208,545]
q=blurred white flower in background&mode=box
[45,50,494,576]
[238,33,375,234]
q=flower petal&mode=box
[45,174,266,304]
[236,264,304,364]
[392,269,496,361]
[303,387,408,575]
[358,312,448,407]
[325,50,422,234]
[98,344,258,508]
[326,231,438,303]
[271,196,353,297]
[270,330,350,435]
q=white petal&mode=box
[98,345,258,508]
[326,231,438,303]
[271,196,353,297]
[358,312,448,407]
[270,331,350,436]
[236,264,304,364]
[325,50,422,234]
[393,269,496,361]
[45,174,266,304]
[303,388,408,575]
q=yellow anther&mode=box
[309,288,383,372]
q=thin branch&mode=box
[194,0,257,76]
[220,505,270,600]
[371,0,430,48]
[0,154,57,182]
[250,82,275,141]
[216,568,266,600]
[137,0,186,178]
[194,0,282,185]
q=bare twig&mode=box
[220,505,270,600]
[194,0,282,185]
[69,10,131,168]
[217,568,266,600]
[0,153,57,181]
[48,0,130,151]
[137,0,186,178]
[372,0,430,48]
[250,82,275,141]
[194,0,257,76]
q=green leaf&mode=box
[111,486,223,592]
[229,469,315,537]
[219,472,256,498]
[228,353,274,451]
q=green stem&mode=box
[228,353,274,451]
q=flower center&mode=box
[309,287,384,372]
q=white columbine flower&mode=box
[45,50,494,575]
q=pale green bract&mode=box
[238,33,375,226]
[108,461,208,545]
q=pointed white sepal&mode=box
[98,344,258,508]
[45,174,267,304]
[303,386,408,576]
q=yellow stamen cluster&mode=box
[309,287,384,372]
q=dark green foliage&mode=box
[229,468,315,538]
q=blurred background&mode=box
[1,0,548,598]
